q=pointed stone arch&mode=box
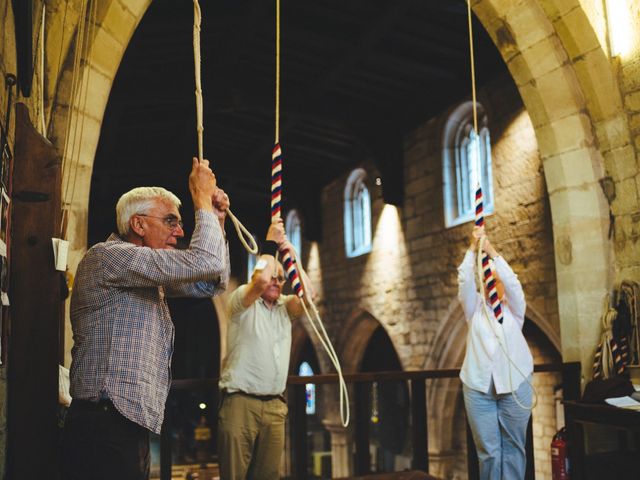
[48,0,153,275]
[336,308,398,373]
[425,296,562,475]
[290,316,319,372]
[46,0,153,365]
[472,0,624,377]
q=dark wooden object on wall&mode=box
[11,0,34,97]
[7,103,62,480]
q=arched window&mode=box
[298,361,316,415]
[442,102,494,228]
[247,253,257,282]
[246,231,259,282]
[285,209,302,258]
[344,168,372,257]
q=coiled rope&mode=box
[193,0,258,254]
[467,0,536,410]
[271,0,349,427]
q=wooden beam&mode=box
[12,0,34,97]
[7,103,62,480]
[242,0,418,172]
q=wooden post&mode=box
[525,417,534,479]
[7,103,62,480]
[289,383,308,479]
[354,381,371,475]
[410,378,428,472]
[562,361,581,401]
[466,420,480,480]
[160,404,172,480]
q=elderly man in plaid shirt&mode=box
[62,158,230,480]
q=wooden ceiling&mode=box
[89,0,507,246]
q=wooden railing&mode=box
[161,362,580,479]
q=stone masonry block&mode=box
[536,113,594,157]
[542,148,601,194]
[506,0,555,50]
[625,90,640,111]
[101,0,137,42]
[517,81,551,128]
[611,178,640,215]
[521,35,568,80]
[553,6,602,60]
[90,27,126,78]
[631,113,640,133]
[594,114,632,153]
[76,67,112,122]
[120,0,153,19]
[535,66,585,123]
[538,0,581,22]
[507,52,535,87]
[573,50,624,123]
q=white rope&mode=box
[475,237,538,411]
[193,0,258,254]
[290,248,350,427]
[67,0,97,215]
[60,0,94,238]
[269,0,348,427]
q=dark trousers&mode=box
[61,399,150,480]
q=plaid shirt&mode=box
[70,209,229,433]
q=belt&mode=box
[222,390,286,403]
[70,398,116,412]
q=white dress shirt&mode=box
[219,284,293,396]
[458,250,533,394]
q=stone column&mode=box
[323,419,352,478]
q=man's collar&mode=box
[106,232,125,243]
[258,294,285,308]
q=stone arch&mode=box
[472,0,623,377]
[336,308,397,373]
[423,302,467,464]
[46,0,152,365]
[425,297,562,471]
[48,0,152,277]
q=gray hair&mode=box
[115,186,181,236]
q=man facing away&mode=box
[62,158,230,480]
[217,219,314,480]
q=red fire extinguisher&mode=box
[551,427,570,480]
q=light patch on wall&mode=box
[606,0,637,58]
[491,110,535,190]
[372,204,403,254]
[306,241,324,299]
[363,205,412,326]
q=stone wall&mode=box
[312,75,562,477]
[611,0,640,282]
[317,75,559,364]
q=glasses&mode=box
[272,274,286,283]
[137,214,184,230]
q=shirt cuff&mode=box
[194,209,221,232]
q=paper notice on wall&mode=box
[0,188,9,258]
[52,238,69,272]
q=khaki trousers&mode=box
[217,392,288,480]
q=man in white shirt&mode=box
[217,219,314,480]
[458,226,533,480]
